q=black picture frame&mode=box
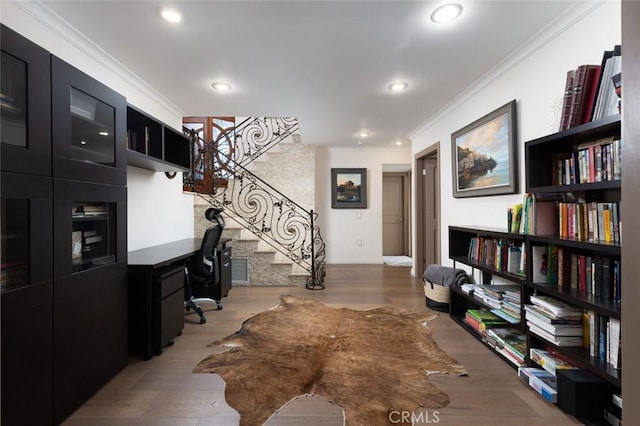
[331,168,367,209]
[451,99,518,198]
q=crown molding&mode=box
[408,0,609,139]
[10,0,185,120]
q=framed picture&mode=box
[331,168,367,209]
[451,99,518,198]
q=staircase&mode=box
[188,118,325,288]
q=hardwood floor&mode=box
[63,264,581,425]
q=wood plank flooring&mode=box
[62,264,581,425]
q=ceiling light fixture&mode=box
[98,131,109,136]
[431,3,463,23]
[160,8,182,23]
[359,132,369,138]
[211,82,232,92]
[388,82,408,92]
[395,141,404,146]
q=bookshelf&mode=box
[126,105,191,173]
[449,115,622,424]
[448,226,528,369]
[525,116,621,392]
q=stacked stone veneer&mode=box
[194,131,315,286]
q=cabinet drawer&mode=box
[157,265,184,298]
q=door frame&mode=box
[414,142,441,275]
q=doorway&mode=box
[382,172,410,256]
[414,143,441,276]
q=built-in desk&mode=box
[128,237,231,360]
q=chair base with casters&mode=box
[183,266,222,324]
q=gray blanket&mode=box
[423,264,468,287]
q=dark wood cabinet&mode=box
[217,245,232,300]
[2,27,129,423]
[52,179,128,423]
[51,56,127,186]
[1,171,54,426]
[0,24,52,177]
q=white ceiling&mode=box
[40,0,578,148]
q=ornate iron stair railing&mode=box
[233,117,300,167]
[183,125,325,290]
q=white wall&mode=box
[2,1,195,251]
[315,147,412,263]
[410,1,621,271]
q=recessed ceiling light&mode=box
[431,3,463,23]
[80,140,87,145]
[395,140,404,146]
[98,131,109,136]
[388,82,408,92]
[161,8,182,23]
[359,132,369,138]
[211,82,232,92]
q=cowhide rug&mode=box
[194,295,467,425]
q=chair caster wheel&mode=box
[199,316,207,324]
[217,305,223,311]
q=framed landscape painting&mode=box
[451,100,518,198]
[331,168,367,209]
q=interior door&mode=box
[383,174,404,256]
[422,157,439,268]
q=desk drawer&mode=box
[158,265,184,298]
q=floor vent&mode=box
[231,257,249,283]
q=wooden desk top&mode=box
[128,237,230,268]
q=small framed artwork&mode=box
[451,100,518,198]
[331,168,367,209]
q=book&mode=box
[518,367,558,403]
[560,69,576,130]
[533,199,556,235]
[608,318,621,368]
[592,45,622,121]
[568,65,599,128]
[528,323,584,347]
[527,315,583,337]
[524,304,583,324]
[529,348,578,375]
[486,327,527,359]
[507,244,522,274]
[531,245,549,283]
[529,295,581,317]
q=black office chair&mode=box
[184,207,226,324]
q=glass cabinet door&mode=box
[70,88,116,167]
[0,24,51,176]
[52,56,126,186]
[71,201,117,273]
[0,172,53,294]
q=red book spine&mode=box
[581,65,601,124]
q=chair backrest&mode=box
[191,211,225,278]
[200,224,223,264]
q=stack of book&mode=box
[526,295,584,346]
[518,367,558,403]
[486,328,527,367]
[472,284,522,323]
[463,309,509,336]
